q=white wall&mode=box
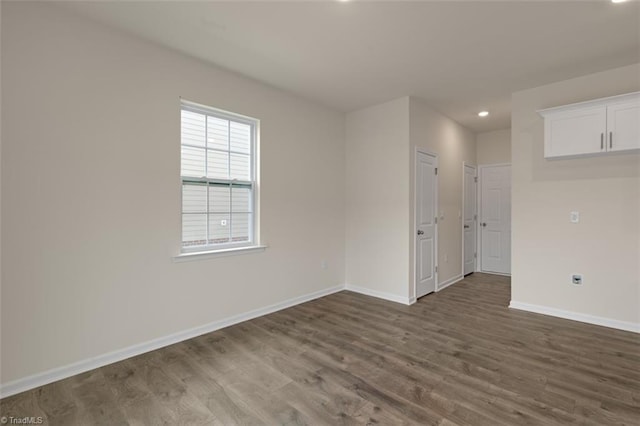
[345,97,411,301]
[409,98,476,293]
[477,128,511,165]
[1,2,345,385]
[344,97,476,302]
[511,64,640,329]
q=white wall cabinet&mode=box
[539,92,639,159]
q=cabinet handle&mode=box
[609,132,613,149]
[601,133,604,150]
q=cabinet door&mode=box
[607,99,640,153]
[544,106,606,158]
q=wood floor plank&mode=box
[1,273,638,425]
[128,352,219,425]
[165,358,262,426]
[0,389,49,424]
[223,323,377,425]
[68,370,128,425]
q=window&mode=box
[180,101,258,252]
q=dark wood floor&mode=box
[2,273,639,425]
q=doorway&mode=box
[478,164,511,275]
[415,150,438,298]
[463,164,477,276]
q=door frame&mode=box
[461,162,477,276]
[477,163,511,275]
[413,147,439,298]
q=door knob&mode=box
[464,225,470,229]
[481,222,487,227]
[417,230,424,235]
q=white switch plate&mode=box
[570,211,579,223]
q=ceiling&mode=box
[59,0,640,133]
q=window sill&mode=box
[173,245,267,263]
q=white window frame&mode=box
[179,100,259,254]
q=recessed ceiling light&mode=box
[478,111,489,117]
[611,0,628,3]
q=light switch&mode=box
[570,211,579,224]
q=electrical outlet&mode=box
[570,211,579,223]
[571,274,583,285]
[321,260,328,270]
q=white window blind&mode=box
[180,101,257,252]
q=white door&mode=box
[480,165,511,275]
[416,152,437,298]
[463,164,477,276]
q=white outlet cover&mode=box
[570,211,579,223]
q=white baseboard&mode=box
[437,274,463,291]
[509,301,640,334]
[344,284,413,305]
[0,285,344,399]
[479,270,511,277]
